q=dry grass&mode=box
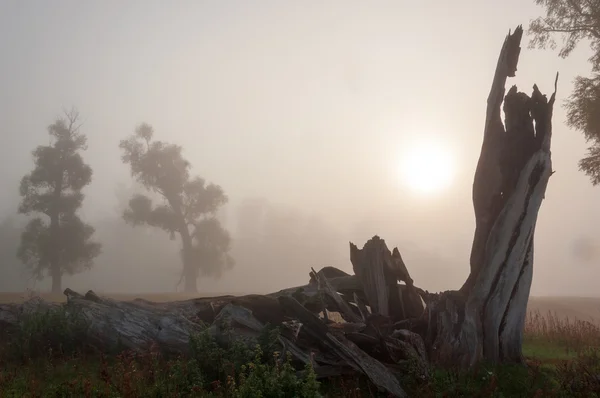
[524,309,600,359]
[525,310,600,344]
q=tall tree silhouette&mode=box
[119,123,233,293]
[17,109,101,293]
[529,0,600,182]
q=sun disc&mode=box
[399,142,455,195]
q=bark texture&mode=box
[0,25,556,394]
[431,25,556,367]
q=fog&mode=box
[0,0,598,296]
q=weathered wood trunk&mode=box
[50,267,62,295]
[50,185,62,295]
[169,196,198,294]
[178,221,198,294]
[427,25,556,367]
[0,25,556,395]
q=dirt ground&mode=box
[1,291,599,323]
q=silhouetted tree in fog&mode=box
[529,0,600,182]
[119,123,233,293]
[17,109,101,293]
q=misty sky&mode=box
[1,0,599,296]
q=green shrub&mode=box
[232,351,321,398]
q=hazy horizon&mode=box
[1,0,599,297]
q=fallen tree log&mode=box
[0,24,556,395]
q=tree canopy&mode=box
[119,123,233,292]
[529,0,600,183]
[17,110,101,293]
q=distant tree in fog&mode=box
[119,123,233,293]
[17,109,101,293]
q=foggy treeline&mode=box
[0,109,465,297]
[0,181,456,295]
[0,177,350,294]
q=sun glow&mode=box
[399,140,456,195]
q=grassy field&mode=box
[2,293,600,396]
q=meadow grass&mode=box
[1,299,600,397]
